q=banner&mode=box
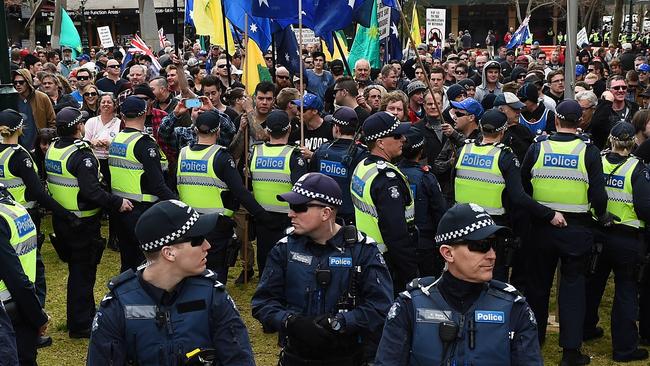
[378,3,391,40]
[97,26,114,48]
[426,8,445,56]
[292,28,319,46]
[577,27,588,47]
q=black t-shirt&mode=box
[290,118,333,151]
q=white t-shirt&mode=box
[84,116,121,159]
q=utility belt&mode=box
[280,346,363,366]
[559,211,594,226]
[609,223,644,237]
[2,299,22,326]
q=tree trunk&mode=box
[138,0,160,52]
[611,0,624,46]
[639,4,646,33]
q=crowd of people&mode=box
[0,27,650,366]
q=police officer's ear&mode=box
[160,246,177,261]
[439,245,455,263]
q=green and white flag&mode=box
[60,7,82,57]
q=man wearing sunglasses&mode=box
[70,68,94,105]
[375,203,543,366]
[46,107,133,339]
[590,76,640,149]
[351,112,417,294]
[521,100,612,366]
[252,172,393,366]
[88,199,254,365]
[11,69,55,151]
[96,59,128,95]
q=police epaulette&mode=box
[201,269,225,290]
[107,269,137,290]
[533,134,549,143]
[488,280,524,302]
[576,133,592,144]
[73,139,91,150]
[405,276,436,292]
[464,139,475,145]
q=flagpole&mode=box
[271,33,277,70]
[243,12,250,285]
[299,0,305,148]
[333,32,352,76]
[221,0,232,87]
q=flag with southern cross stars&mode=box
[252,0,298,20]
[348,0,381,69]
[383,7,402,63]
[506,15,530,49]
[313,0,375,53]
[224,0,273,51]
[275,25,302,76]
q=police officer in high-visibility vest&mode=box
[250,110,308,275]
[397,126,446,277]
[521,100,612,366]
[583,122,650,362]
[0,109,77,347]
[310,106,368,225]
[375,203,543,366]
[0,183,49,365]
[589,30,602,47]
[109,96,176,272]
[46,107,134,339]
[0,298,18,364]
[177,109,275,283]
[453,109,568,282]
[352,111,417,293]
[87,200,255,365]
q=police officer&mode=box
[0,109,77,347]
[397,126,446,277]
[0,299,18,364]
[0,184,49,365]
[109,96,177,272]
[351,111,417,294]
[310,106,368,225]
[521,100,611,366]
[453,109,567,282]
[252,173,393,365]
[375,203,543,366]
[45,107,133,338]
[583,122,650,362]
[87,200,255,365]
[250,110,308,275]
[177,109,275,283]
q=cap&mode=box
[506,50,515,56]
[446,84,466,101]
[641,87,650,98]
[195,110,226,133]
[96,51,107,59]
[132,83,156,101]
[262,110,291,133]
[61,46,72,52]
[555,99,583,123]
[447,53,459,61]
[481,93,497,111]
[362,111,411,142]
[403,126,425,152]
[435,203,511,245]
[324,106,358,129]
[610,121,635,140]
[197,50,208,57]
[623,43,633,50]
[517,83,539,104]
[56,107,89,128]
[0,109,25,132]
[450,98,484,119]
[532,41,540,46]
[330,59,344,72]
[292,93,323,112]
[639,64,650,73]
[407,80,427,97]
[76,54,90,62]
[120,96,147,118]
[417,43,427,51]
[277,173,343,207]
[458,78,475,90]
[515,55,529,65]
[479,109,508,132]
[576,64,587,76]
[135,200,218,252]
[493,92,525,109]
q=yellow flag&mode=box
[192,0,235,54]
[323,31,349,62]
[410,3,421,45]
[243,37,272,95]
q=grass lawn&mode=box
[35,216,648,365]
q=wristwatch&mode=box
[283,314,294,330]
[328,315,342,332]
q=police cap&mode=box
[56,107,89,128]
[610,121,635,141]
[120,95,147,118]
[479,109,508,133]
[555,99,583,123]
[262,110,291,133]
[195,110,227,134]
[435,203,511,246]
[277,172,343,207]
[0,109,25,132]
[324,106,358,129]
[361,111,410,142]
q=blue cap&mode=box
[277,173,343,207]
[362,111,411,142]
[610,121,635,140]
[120,96,147,118]
[324,106,358,129]
[450,98,484,119]
[435,203,511,245]
[292,93,323,112]
[197,50,208,56]
[76,54,90,62]
[555,99,583,123]
[576,64,587,76]
[639,63,650,73]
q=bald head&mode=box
[354,59,371,81]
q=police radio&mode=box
[438,321,459,366]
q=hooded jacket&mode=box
[13,69,55,130]
[474,60,503,103]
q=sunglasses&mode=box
[612,85,627,91]
[464,239,499,253]
[517,75,526,79]
[264,57,273,61]
[107,64,120,69]
[454,111,468,118]
[276,75,290,80]
[77,76,90,81]
[84,92,98,97]
[216,64,228,69]
[12,80,26,85]
[455,70,467,75]
[289,203,331,213]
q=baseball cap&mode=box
[639,64,650,73]
[324,106,358,129]
[435,203,511,246]
[292,93,323,112]
[576,64,587,76]
[517,83,539,104]
[194,110,227,134]
[450,98,484,119]
[515,55,529,65]
[479,109,508,132]
[446,84,466,101]
[417,43,427,51]
[76,54,90,62]
[0,109,25,132]
[610,121,635,140]
[493,92,525,109]
[56,107,89,128]
[622,43,632,50]
[458,78,475,90]
[120,95,147,118]
[135,200,218,252]
[330,60,344,73]
[132,83,156,101]
[506,50,515,56]
[555,99,583,123]
[407,80,427,97]
[362,111,410,142]
[262,110,291,133]
[277,173,343,207]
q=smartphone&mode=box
[184,98,202,108]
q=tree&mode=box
[512,0,566,24]
[611,0,623,46]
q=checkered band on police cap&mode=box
[291,185,344,206]
[140,210,200,252]
[435,217,496,244]
[364,114,402,141]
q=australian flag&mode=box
[252,0,298,20]
[383,8,402,63]
[506,15,530,49]
[314,0,374,53]
[275,26,302,76]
